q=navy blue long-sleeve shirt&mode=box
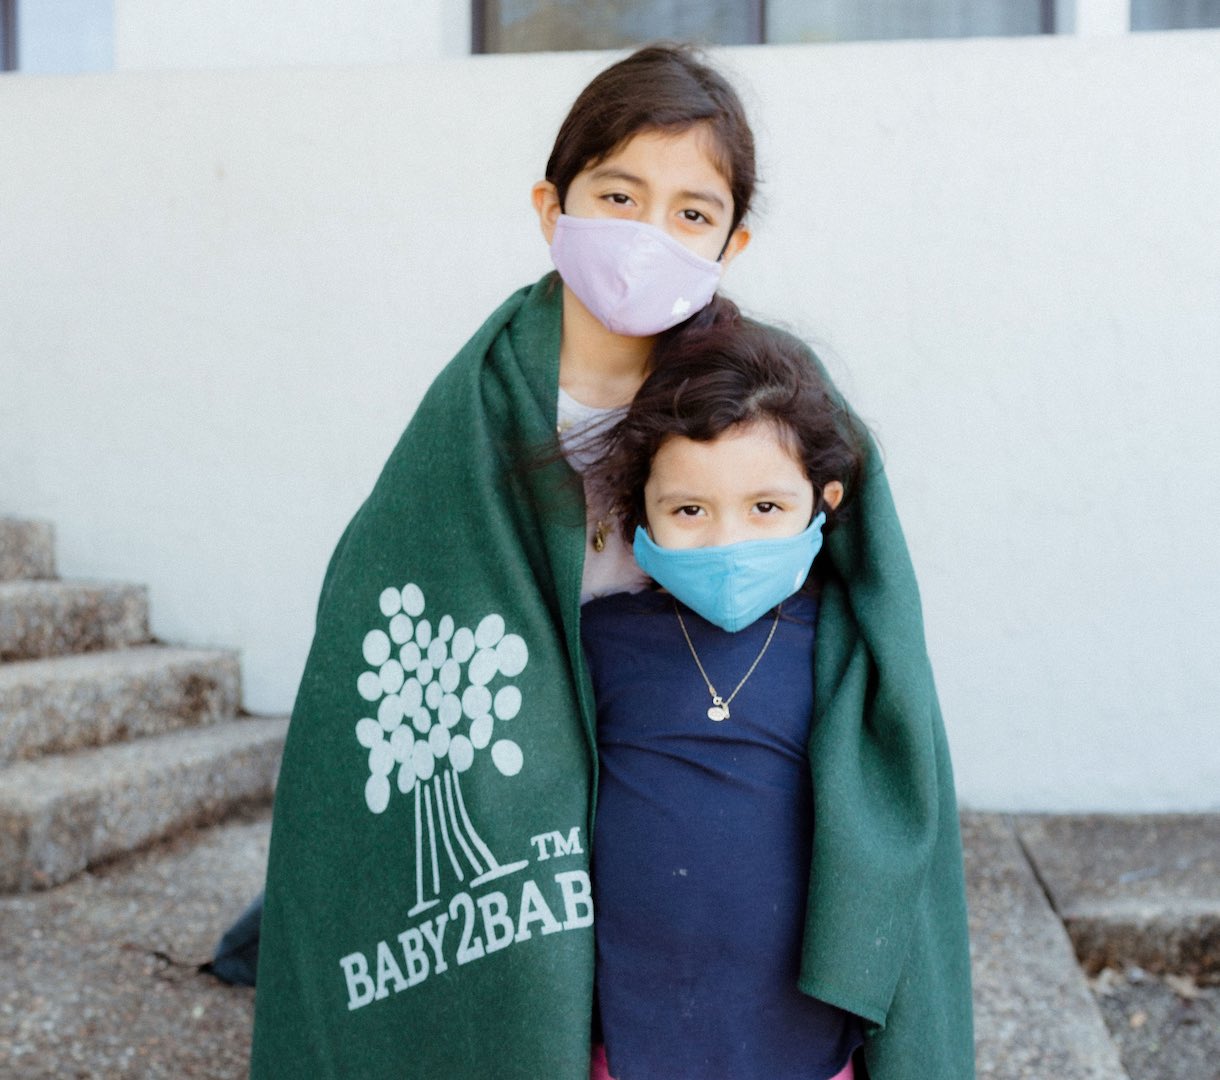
[583,589,861,1080]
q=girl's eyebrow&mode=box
[745,488,803,501]
[653,488,803,504]
[678,188,727,212]
[587,167,726,212]
[651,491,706,505]
[588,166,645,186]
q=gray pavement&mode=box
[964,814,1130,1080]
[0,811,267,1079]
[0,811,1215,1078]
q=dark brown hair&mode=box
[585,300,867,542]
[545,43,757,239]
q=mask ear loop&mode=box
[809,490,837,533]
[811,490,827,522]
[716,214,745,261]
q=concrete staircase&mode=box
[0,516,287,893]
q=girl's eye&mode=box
[754,501,780,515]
[604,192,633,206]
[680,209,710,224]
[675,505,704,518]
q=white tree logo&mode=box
[354,582,530,916]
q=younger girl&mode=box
[579,311,866,1080]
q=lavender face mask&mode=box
[549,215,723,337]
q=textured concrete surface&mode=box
[1017,815,1220,977]
[964,813,1131,1079]
[0,716,287,892]
[1089,965,1220,1080]
[0,580,149,662]
[1,805,1210,1077]
[0,518,55,582]
[0,812,268,1079]
[0,645,241,765]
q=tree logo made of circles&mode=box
[354,582,531,915]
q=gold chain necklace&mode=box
[674,601,782,722]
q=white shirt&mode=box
[556,387,650,603]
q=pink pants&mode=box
[590,1044,855,1080]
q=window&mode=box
[473,0,1056,53]
[475,1,760,53]
[1131,0,1220,29]
[2,0,113,74]
[766,1,1054,43]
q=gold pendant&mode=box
[592,520,607,553]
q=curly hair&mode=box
[583,300,867,543]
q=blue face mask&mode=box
[632,513,827,633]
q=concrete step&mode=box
[0,716,288,893]
[0,580,149,661]
[0,518,56,582]
[965,814,1131,1080]
[1015,814,1220,978]
[0,645,241,766]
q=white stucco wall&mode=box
[113,0,470,68]
[2,33,1218,811]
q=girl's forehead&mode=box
[651,422,808,483]
[591,124,733,191]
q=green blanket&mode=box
[250,273,974,1079]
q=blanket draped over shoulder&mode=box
[250,273,974,1080]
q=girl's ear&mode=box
[823,481,845,511]
[532,181,562,244]
[719,224,751,269]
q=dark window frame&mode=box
[752,0,767,44]
[1,0,18,71]
[470,0,484,54]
